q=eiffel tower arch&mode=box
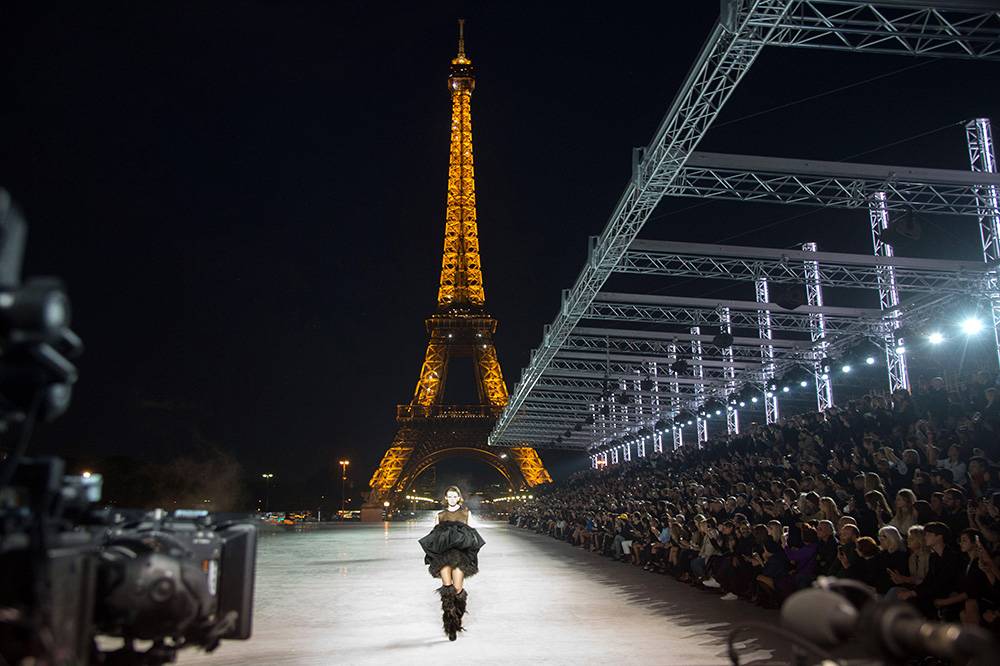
[363,22,551,519]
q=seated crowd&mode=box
[510,372,1000,632]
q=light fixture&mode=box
[751,397,758,403]
[782,386,790,393]
[738,401,746,407]
[799,380,808,387]
[865,356,876,365]
[927,331,944,345]
[842,364,852,373]
[961,317,984,335]
[895,345,906,354]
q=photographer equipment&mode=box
[727,576,999,665]
[0,190,258,665]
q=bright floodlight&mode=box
[961,317,985,335]
[751,397,758,403]
[799,380,808,387]
[739,401,746,407]
[782,386,790,393]
[842,364,851,373]
[896,345,906,354]
[865,356,876,365]
[927,331,945,345]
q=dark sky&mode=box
[1,2,998,500]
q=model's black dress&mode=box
[419,507,486,578]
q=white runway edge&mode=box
[180,519,783,666]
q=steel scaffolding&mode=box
[491,1,1000,453]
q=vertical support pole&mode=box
[719,307,739,434]
[802,242,834,411]
[610,446,619,465]
[966,118,1000,369]
[600,452,607,468]
[870,190,910,392]
[649,361,664,453]
[668,340,683,449]
[755,278,779,424]
[691,325,708,444]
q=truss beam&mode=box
[621,239,990,293]
[754,1,1000,60]
[660,151,1000,215]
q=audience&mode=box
[510,373,1000,633]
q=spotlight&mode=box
[961,317,984,335]
[819,357,834,373]
[865,356,876,365]
[841,364,852,373]
[687,420,693,425]
[712,330,734,348]
[640,376,655,391]
[895,345,905,354]
[765,391,773,398]
[799,380,808,387]
[927,331,945,345]
[738,401,745,407]
[782,386,790,393]
[751,397,758,403]
[715,409,721,415]
[670,359,690,374]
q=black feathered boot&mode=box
[454,589,468,632]
[437,584,459,640]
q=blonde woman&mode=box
[418,486,486,641]
[819,496,842,523]
[888,489,918,534]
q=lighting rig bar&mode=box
[754,1,1000,60]
[588,292,885,334]
[620,239,993,294]
[664,151,1000,215]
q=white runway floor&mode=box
[180,518,786,666]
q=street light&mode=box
[339,460,350,514]
[261,473,275,512]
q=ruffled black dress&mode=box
[419,507,486,578]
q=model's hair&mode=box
[443,485,464,504]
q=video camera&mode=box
[0,190,258,665]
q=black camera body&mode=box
[0,191,258,665]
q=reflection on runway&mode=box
[180,519,780,665]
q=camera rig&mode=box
[0,190,258,665]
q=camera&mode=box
[0,190,258,665]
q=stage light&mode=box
[751,397,758,403]
[715,409,721,415]
[739,401,745,407]
[961,317,984,335]
[781,386,790,393]
[896,345,906,354]
[927,331,945,345]
[712,330,734,348]
[865,356,876,365]
[687,420,693,425]
[799,380,808,387]
[765,391,773,398]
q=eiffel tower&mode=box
[363,22,552,519]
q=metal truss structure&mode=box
[490,1,1000,461]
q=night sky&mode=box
[2,2,998,506]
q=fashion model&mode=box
[417,485,486,640]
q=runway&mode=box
[181,518,784,666]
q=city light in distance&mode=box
[961,317,985,335]
[927,331,945,345]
